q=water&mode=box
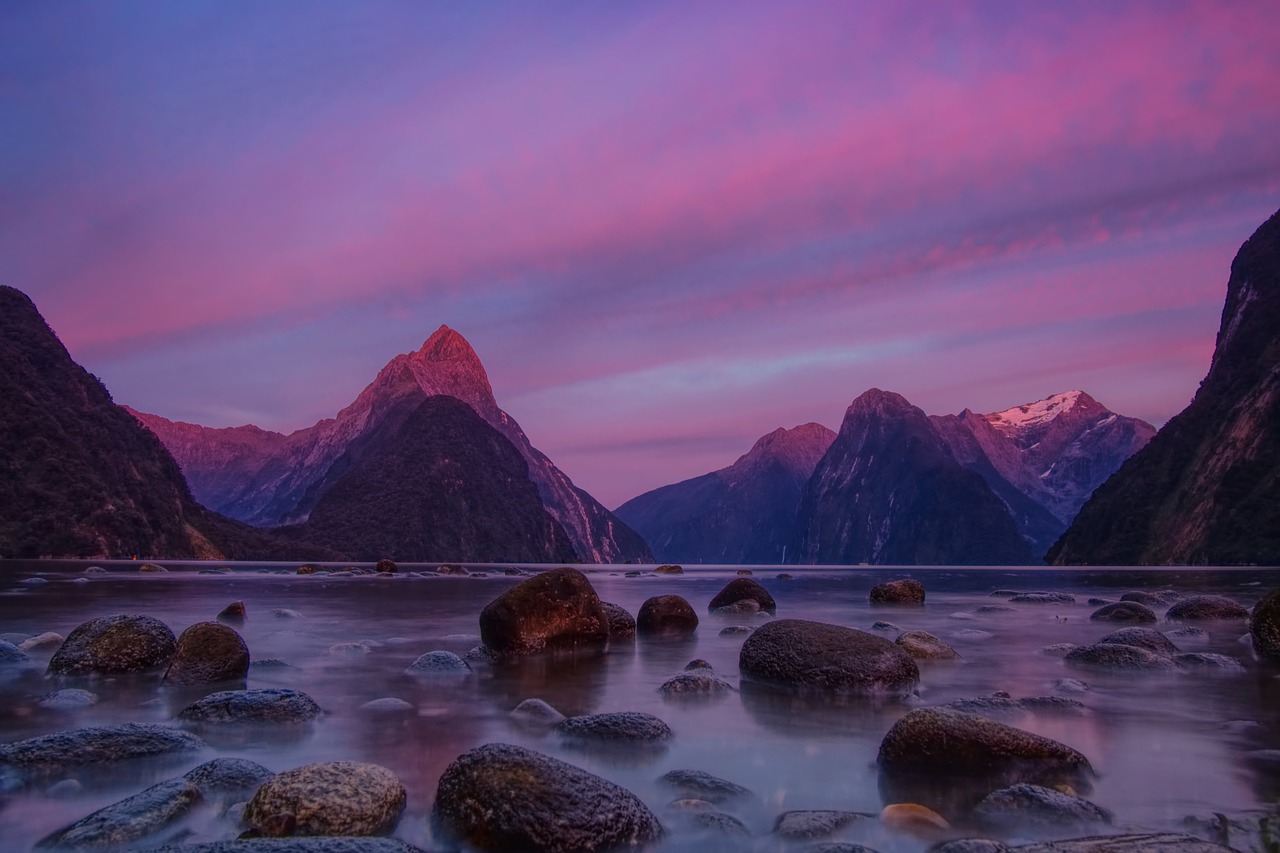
[1,561,1278,852]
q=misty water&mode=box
[1,562,1278,852]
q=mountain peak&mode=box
[846,387,915,417]
[983,390,1105,433]
[414,325,482,365]
[735,422,836,479]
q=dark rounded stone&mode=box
[776,573,793,580]
[478,568,609,655]
[404,651,471,676]
[972,783,1112,831]
[736,568,754,576]
[153,841,427,853]
[433,743,663,852]
[708,578,777,614]
[599,602,636,639]
[773,810,870,839]
[375,558,397,574]
[35,777,201,850]
[177,688,321,724]
[1175,652,1246,672]
[1089,602,1157,623]
[658,672,734,698]
[637,595,699,637]
[295,564,319,575]
[510,698,566,728]
[139,563,168,573]
[1064,644,1178,671]
[977,605,1016,614]
[163,621,250,686]
[0,640,30,664]
[1120,590,1181,606]
[1096,627,1179,657]
[657,769,753,805]
[869,578,925,605]
[720,626,754,637]
[1166,595,1250,621]
[47,614,176,676]
[739,619,919,694]
[435,563,468,575]
[37,688,98,710]
[0,723,203,772]
[183,757,274,800]
[654,564,684,575]
[246,761,405,837]
[1010,592,1076,604]
[940,695,1085,719]
[216,601,246,625]
[931,841,1009,853]
[896,630,960,660]
[558,712,672,744]
[1250,588,1280,661]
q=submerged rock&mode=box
[896,631,960,660]
[558,712,672,745]
[404,651,471,676]
[654,564,684,575]
[183,757,274,802]
[37,689,98,711]
[47,614,176,676]
[375,558,397,574]
[636,595,699,637]
[1009,593,1076,605]
[1009,834,1238,852]
[1250,588,1280,661]
[216,601,247,624]
[245,761,405,837]
[360,698,415,713]
[1089,602,1157,623]
[599,602,636,639]
[1096,627,1179,657]
[1064,644,1178,671]
[1165,596,1250,621]
[177,689,321,724]
[35,777,201,850]
[510,698,566,729]
[739,619,919,694]
[720,625,754,637]
[972,783,1112,831]
[433,743,663,852]
[773,810,871,839]
[658,671,734,698]
[0,723,203,773]
[657,769,754,805]
[154,841,426,852]
[870,579,925,605]
[0,640,30,664]
[708,578,777,614]
[1120,590,1182,607]
[164,621,250,686]
[1174,652,1246,673]
[18,632,63,653]
[478,568,609,656]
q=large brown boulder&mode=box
[1089,602,1156,623]
[636,595,698,637]
[47,615,176,676]
[708,578,776,614]
[1165,595,1250,621]
[433,743,662,852]
[869,578,925,605]
[599,602,636,640]
[163,622,249,686]
[479,568,609,656]
[1251,589,1280,661]
[739,619,919,694]
[245,761,405,837]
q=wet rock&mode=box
[250,659,293,670]
[977,605,1016,614]
[478,567,609,656]
[47,779,83,798]
[740,619,919,694]
[882,802,951,835]
[184,758,274,802]
[1052,678,1089,694]
[177,689,321,724]
[404,651,471,676]
[558,712,672,745]
[47,614,176,676]
[295,564,319,575]
[435,563,468,575]
[510,698,566,728]
[154,841,427,853]
[685,810,751,837]
[433,742,662,852]
[736,569,754,576]
[777,573,793,580]
[1250,588,1280,661]
[990,590,1019,598]
[871,621,901,632]
[1096,627,1179,657]
[1010,834,1238,852]
[37,689,98,710]
[806,844,883,853]
[773,810,871,839]
[1086,599,1111,607]
[1064,644,1179,671]
[1174,652,1246,673]
[896,631,960,660]
[1165,626,1209,642]
[271,609,304,619]
[19,632,63,653]
[139,563,168,573]
[683,659,713,671]
[940,695,1084,718]
[954,629,995,641]
[1009,593,1076,605]
[711,599,760,615]
[327,642,372,656]
[84,567,106,575]
[599,602,636,640]
[930,842,1008,853]
[658,671,734,698]
[657,769,753,805]
[1042,643,1077,658]
[1089,602,1157,624]
[654,564,684,574]
[1120,590,1182,607]
[0,640,30,664]
[164,621,250,686]
[870,579,926,605]
[1166,596,1250,621]
[637,595,699,637]
[720,626,754,637]
[217,602,247,625]
[360,698,415,713]
[708,578,777,614]
[35,776,201,850]
[0,723,203,773]
[21,576,49,585]
[245,761,405,837]
[972,783,1112,831]
[375,558,397,574]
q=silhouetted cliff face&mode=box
[134,326,652,563]
[1050,207,1280,566]
[793,389,1031,566]
[615,423,835,563]
[0,286,321,560]
[287,396,577,563]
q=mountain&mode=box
[0,286,326,560]
[1050,206,1280,565]
[615,423,835,563]
[792,389,1032,565]
[285,395,577,563]
[132,326,652,563]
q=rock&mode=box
[625,571,642,577]
[684,810,750,837]
[972,783,1112,831]
[35,777,202,850]
[47,614,176,676]
[177,689,321,724]
[955,629,995,641]
[250,659,293,669]
[272,609,304,619]
[436,563,468,575]
[433,743,662,852]
[1120,590,1182,606]
[870,579,925,605]
[977,605,1016,614]
[740,619,919,694]
[296,564,320,575]
[84,567,106,574]
[1165,596,1250,621]
[1086,599,1111,607]
[871,621,901,632]
[1051,679,1090,694]
[990,589,1019,598]
[1010,833,1238,852]
[637,595,699,637]
[777,573,793,580]
[1096,628,1179,657]
[711,599,760,615]
[164,621,250,686]
[37,688,98,710]
[773,810,870,839]
[183,758,275,802]
[375,558,397,574]
[1250,588,1280,661]
[327,641,372,656]
[510,698,566,728]
[153,841,427,853]
[478,567,609,656]
[1166,626,1209,641]
[654,564,684,574]
[1009,593,1076,604]
[217,601,247,624]
[0,640,30,664]
[1064,644,1179,671]
[657,769,753,804]
[139,563,168,573]
[940,695,1084,719]
[404,651,471,676]
[720,626,754,636]
[1089,602,1157,623]
[1042,643,1077,658]
[47,779,83,798]
[558,712,672,745]
[245,761,405,837]
[360,697,415,713]
[20,576,48,585]
[896,631,960,660]
[736,569,754,576]
[71,578,90,584]
[658,671,734,698]
[599,602,636,639]
[1175,652,1246,672]
[931,842,1008,853]
[708,578,777,614]
[882,802,951,834]
[806,844,883,853]
[0,723,203,773]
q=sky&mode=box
[3,1,1280,509]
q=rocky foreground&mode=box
[3,566,1280,852]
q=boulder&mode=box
[47,614,176,676]
[217,601,247,624]
[657,769,753,805]
[636,595,699,637]
[177,689,321,724]
[1165,596,1250,621]
[1174,652,1246,673]
[183,757,275,802]
[1064,644,1179,671]
[682,810,750,837]
[1250,589,1280,661]
[895,631,960,660]
[708,578,777,614]
[245,761,405,837]
[510,698,566,729]
[433,743,663,852]
[1120,590,1182,606]
[436,564,468,575]
[375,558,397,574]
[35,777,201,850]
[478,568,609,655]
[295,564,319,575]
[739,619,919,694]
[139,563,168,573]
[869,579,925,605]
[658,671,734,698]
[0,723,203,773]
[37,688,98,710]
[711,599,760,615]
[361,698,415,713]
[18,632,63,653]
[599,602,636,639]
[772,810,870,839]
[654,564,684,575]
[972,783,1112,831]
[1010,834,1238,852]
[1089,602,1157,624]
[720,626,754,637]
[558,712,672,745]
[404,651,471,676]
[0,640,30,664]
[1096,628,1179,657]
[1009,593,1076,605]
[940,695,1084,719]
[163,621,250,686]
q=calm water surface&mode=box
[1,562,1278,852]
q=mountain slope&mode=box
[1050,206,1280,565]
[615,423,835,563]
[793,389,1031,565]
